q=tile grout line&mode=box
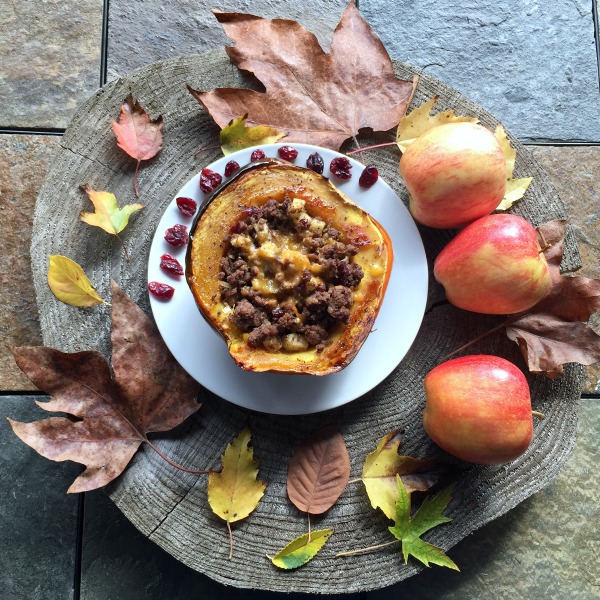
[100,0,110,87]
[593,0,600,92]
[0,128,64,136]
[72,492,85,600]
[0,390,47,396]
[0,127,600,146]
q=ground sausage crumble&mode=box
[218,195,364,352]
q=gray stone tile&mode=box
[0,134,55,391]
[530,146,600,393]
[81,489,363,599]
[106,0,349,80]
[366,399,600,600]
[0,395,80,600]
[0,1,103,129]
[362,0,600,142]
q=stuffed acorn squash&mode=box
[185,158,393,375]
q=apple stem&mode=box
[441,321,507,361]
[536,227,552,253]
[532,410,545,420]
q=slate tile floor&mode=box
[1,1,599,598]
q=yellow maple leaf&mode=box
[362,431,440,521]
[497,177,534,210]
[80,184,143,235]
[208,427,266,558]
[494,124,516,179]
[220,115,285,156]
[47,255,105,307]
[494,125,534,210]
[396,96,478,152]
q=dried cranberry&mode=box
[330,157,352,180]
[250,149,266,161]
[164,224,189,247]
[148,281,175,300]
[224,160,240,177]
[242,206,259,218]
[272,307,285,320]
[358,166,379,188]
[176,197,197,217]
[278,145,298,161]
[229,221,243,234]
[160,253,184,276]
[306,152,324,174]
[199,168,222,193]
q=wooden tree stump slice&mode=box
[30,52,582,593]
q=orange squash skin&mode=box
[185,159,393,375]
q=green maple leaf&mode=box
[388,475,459,571]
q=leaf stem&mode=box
[227,520,234,560]
[144,438,219,474]
[194,144,220,159]
[336,540,398,558]
[407,74,420,108]
[115,232,130,261]
[347,478,362,485]
[134,160,141,198]
[346,142,396,156]
[441,321,508,361]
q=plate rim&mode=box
[147,142,428,414]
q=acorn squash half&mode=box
[185,158,393,375]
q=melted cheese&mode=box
[246,228,324,295]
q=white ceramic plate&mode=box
[148,143,427,415]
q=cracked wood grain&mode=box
[30,52,583,593]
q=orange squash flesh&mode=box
[185,159,393,375]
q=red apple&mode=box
[434,213,551,314]
[423,355,533,464]
[400,122,506,229]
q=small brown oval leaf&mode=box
[287,426,350,515]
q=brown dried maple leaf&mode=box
[8,280,202,493]
[505,220,600,378]
[111,95,164,197]
[188,2,416,150]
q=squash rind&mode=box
[185,159,393,375]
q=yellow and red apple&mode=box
[400,122,506,229]
[423,355,534,464]
[434,213,551,314]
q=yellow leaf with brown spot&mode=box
[208,427,265,524]
[80,184,143,235]
[220,115,285,155]
[47,255,105,307]
[362,431,441,520]
[396,97,478,152]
